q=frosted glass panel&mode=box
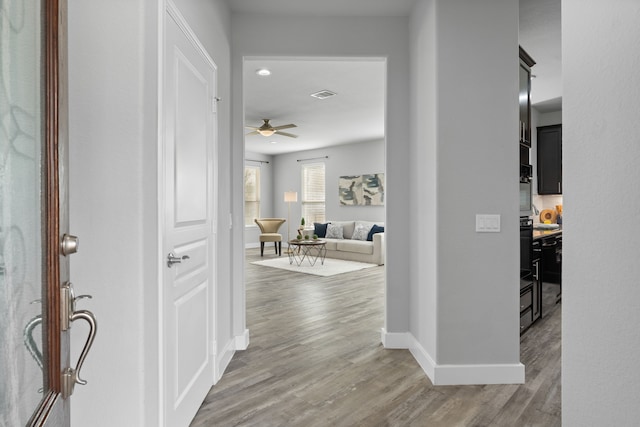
[0,1,45,425]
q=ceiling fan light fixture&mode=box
[246,119,298,139]
[257,129,276,137]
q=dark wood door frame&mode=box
[29,0,66,423]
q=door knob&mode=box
[167,252,190,268]
[61,234,79,256]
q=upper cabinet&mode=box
[519,47,536,148]
[519,47,536,180]
[537,124,563,194]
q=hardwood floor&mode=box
[190,249,561,426]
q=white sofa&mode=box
[306,220,385,265]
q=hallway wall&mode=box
[562,0,640,424]
[230,13,412,339]
[68,1,233,425]
[409,0,522,384]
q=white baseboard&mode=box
[408,335,437,380]
[214,339,235,384]
[408,333,525,385]
[382,329,525,385]
[431,362,525,385]
[234,328,250,350]
[380,328,411,348]
[213,330,250,384]
[245,242,260,249]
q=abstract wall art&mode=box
[338,173,384,206]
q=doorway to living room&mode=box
[242,55,387,349]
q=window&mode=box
[301,163,325,224]
[244,166,260,226]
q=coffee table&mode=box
[287,239,327,266]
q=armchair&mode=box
[254,218,286,256]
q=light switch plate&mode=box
[476,214,501,232]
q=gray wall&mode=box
[231,14,411,336]
[246,140,385,247]
[563,1,640,424]
[272,139,385,226]
[409,0,438,369]
[410,0,521,383]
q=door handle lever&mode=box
[70,310,97,386]
[62,309,97,398]
[24,315,43,370]
[167,252,190,268]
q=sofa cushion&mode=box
[328,221,356,239]
[322,239,339,251]
[351,222,373,241]
[336,239,374,255]
[313,222,330,238]
[326,223,344,239]
[367,224,385,241]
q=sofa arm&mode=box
[373,232,385,265]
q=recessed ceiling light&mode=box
[256,68,271,76]
[270,141,278,144]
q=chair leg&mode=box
[278,241,282,256]
[274,242,278,254]
[260,242,264,256]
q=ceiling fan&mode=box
[246,119,298,138]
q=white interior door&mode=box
[162,5,217,427]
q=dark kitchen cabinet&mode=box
[519,47,536,336]
[521,241,542,335]
[532,242,542,321]
[540,233,562,303]
[537,124,563,194]
[520,284,534,334]
[519,47,535,148]
[519,47,535,180]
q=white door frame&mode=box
[157,1,219,425]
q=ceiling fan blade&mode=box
[245,125,259,130]
[277,131,298,138]
[246,130,259,136]
[272,123,297,130]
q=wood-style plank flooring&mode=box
[191,249,561,426]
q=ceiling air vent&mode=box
[310,90,337,100]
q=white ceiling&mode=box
[228,0,417,17]
[244,58,386,155]
[238,0,561,155]
[519,0,562,112]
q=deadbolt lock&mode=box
[61,234,79,256]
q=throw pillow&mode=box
[313,222,330,238]
[325,223,344,239]
[351,223,373,241]
[367,224,385,241]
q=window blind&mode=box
[244,166,260,226]
[301,163,325,224]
